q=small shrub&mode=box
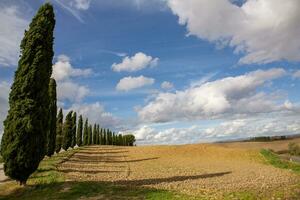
[288,143,300,156]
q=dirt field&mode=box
[58,141,300,199]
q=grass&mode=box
[0,149,195,200]
[260,149,300,173]
[0,156,3,164]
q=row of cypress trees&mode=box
[0,3,135,185]
[51,109,135,155]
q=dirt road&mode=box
[58,145,300,198]
[0,164,9,184]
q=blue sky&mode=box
[1,0,300,145]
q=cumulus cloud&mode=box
[168,0,300,64]
[57,81,90,103]
[161,81,174,90]
[138,68,288,123]
[0,6,28,67]
[112,52,159,72]
[52,55,91,103]
[0,82,10,137]
[67,102,120,128]
[116,75,155,91]
[52,55,92,81]
[293,70,300,78]
[129,116,300,145]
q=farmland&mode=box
[1,138,300,199]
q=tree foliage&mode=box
[62,111,73,150]
[0,3,55,185]
[71,112,77,148]
[46,78,57,157]
[76,115,83,146]
[55,108,63,153]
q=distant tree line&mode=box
[0,3,135,186]
[54,109,136,153]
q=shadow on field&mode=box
[112,171,232,186]
[78,150,129,154]
[58,169,124,173]
[0,181,190,200]
[0,172,231,200]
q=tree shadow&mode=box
[78,151,129,155]
[110,171,231,186]
[67,157,159,163]
[58,169,124,174]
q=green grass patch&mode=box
[260,149,300,173]
[0,149,194,200]
[0,156,3,163]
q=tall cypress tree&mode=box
[103,129,106,145]
[83,118,89,145]
[46,78,57,157]
[88,125,93,145]
[97,125,100,145]
[71,112,76,148]
[62,111,73,150]
[99,128,103,145]
[55,108,63,153]
[0,3,55,185]
[76,115,83,146]
[93,124,97,145]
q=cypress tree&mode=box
[46,78,57,157]
[71,112,76,148]
[88,125,93,145]
[0,3,55,185]
[76,115,83,146]
[99,128,103,145]
[103,129,107,145]
[97,125,100,145]
[55,108,63,153]
[93,124,97,145]
[83,118,88,145]
[62,111,73,150]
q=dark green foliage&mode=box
[46,78,57,157]
[97,125,100,145]
[83,119,89,145]
[123,134,136,146]
[99,128,103,145]
[62,111,73,150]
[0,3,55,185]
[76,115,83,146]
[55,108,63,153]
[92,124,97,145]
[71,112,77,148]
[88,125,93,145]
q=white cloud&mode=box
[0,82,10,137]
[72,0,91,10]
[52,55,92,81]
[168,0,300,64]
[129,115,300,145]
[0,6,28,67]
[138,68,288,123]
[67,102,120,128]
[293,70,300,78]
[54,0,90,23]
[161,81,174,90]
[57,81,90,103]
[112,52,159,72]
[52,55,92,103]
[116,75,155,91]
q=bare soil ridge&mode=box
[58,142,300,198]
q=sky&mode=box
[1,0,300,145]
